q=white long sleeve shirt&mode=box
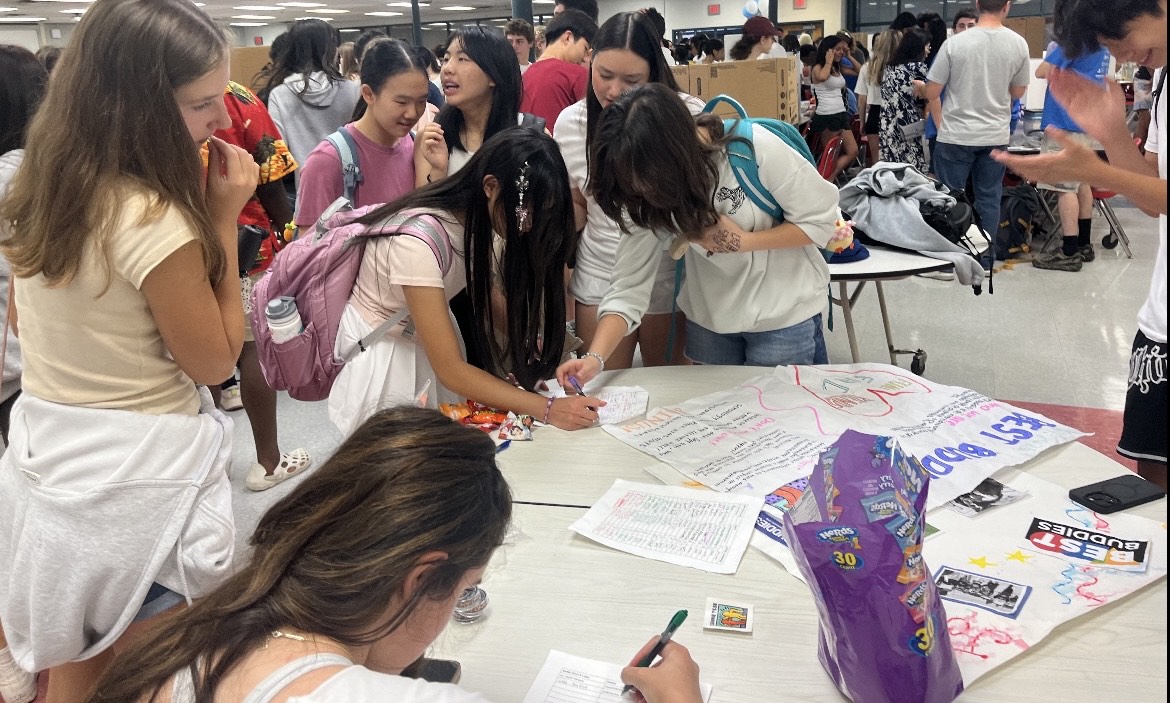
[599,124,839,335]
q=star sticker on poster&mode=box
[1005,550,1034,563]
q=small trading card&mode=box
[704,598,754,633]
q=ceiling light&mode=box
[305,7,346,11]
[440,5,475,10]
[295,15,330,19]
[340,27,359,31]
[58,7,86,12]
[533,0,553,4]
[388,2,428,5]
[232,14,274,18]
[366,10,402,15]
[0,15,47,20]
[28,0,94,3]
[233,5,284,9]
[427,21,448,26]
[230,21,268,25]
[0,6,20,9]
[277,1,325,6]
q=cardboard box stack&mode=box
[677,57,800,124]
[231,46,273,93]
[1003,16,1048,58]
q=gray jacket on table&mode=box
[838,162,986,287]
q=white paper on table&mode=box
[639,462,807,582]
[569,479,764,574]
[522,650,713,703]
[545,380,650,425]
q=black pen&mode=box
[621,609,688,696]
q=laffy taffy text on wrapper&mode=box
[782,430,964,703]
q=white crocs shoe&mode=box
[245,448,311,492]
[0,647,36,703]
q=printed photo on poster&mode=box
[947,477,1030,518]
[934,566,1032,619]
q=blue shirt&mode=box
[1041,45,1110,132]
[841,56,859,92]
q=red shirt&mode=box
[520,59,588,136]
[200,82,297,274]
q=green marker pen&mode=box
[620,609,688,696]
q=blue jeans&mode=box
[685,314,828,367]
[932,142,1008,258]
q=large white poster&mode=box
[606,364,1086,510]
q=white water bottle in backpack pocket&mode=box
[265,296,304,344]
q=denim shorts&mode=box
[685,314,828,367]
[132,582,185,623]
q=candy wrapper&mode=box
[440,401,509,434]
[782,430,963,703]
[826,210,855,254]
[497,414,535,441]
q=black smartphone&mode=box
[413,658,461,684]
[1068,474,1166,514]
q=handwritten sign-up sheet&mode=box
[569,480,764,574]
[522,650,714,703]
[604,364,1086,510]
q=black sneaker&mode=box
[1032,250,1084,272]
[1079,244,1096,262]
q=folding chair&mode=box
[816,136,844,182]
[1092,187,1134,258]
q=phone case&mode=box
[1068,474,1166,514]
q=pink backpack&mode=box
[250,199,455,401]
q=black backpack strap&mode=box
[520,112,547,133]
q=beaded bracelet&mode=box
[542,396,556,424]
[582,351,605,372]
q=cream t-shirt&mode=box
[348,208,467,331]
[16,189,201,415]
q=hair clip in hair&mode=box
[514,161,532,234]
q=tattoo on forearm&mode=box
[712,228,741,254]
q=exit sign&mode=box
[707,3,720,15]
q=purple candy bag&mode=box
[782,430,964,703]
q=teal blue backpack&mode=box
[701,94,819,227]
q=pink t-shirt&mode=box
[520,58,588,136]
[294,123,416,227]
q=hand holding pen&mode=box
[619,610,703,702]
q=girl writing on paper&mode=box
[556,83,841,388]
[327,129,601,436]
[413,26,534,369]
[0,0,258,699]
[84,407,704,703]
[554,11,701,372]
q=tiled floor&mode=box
[821,202,1156,410]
